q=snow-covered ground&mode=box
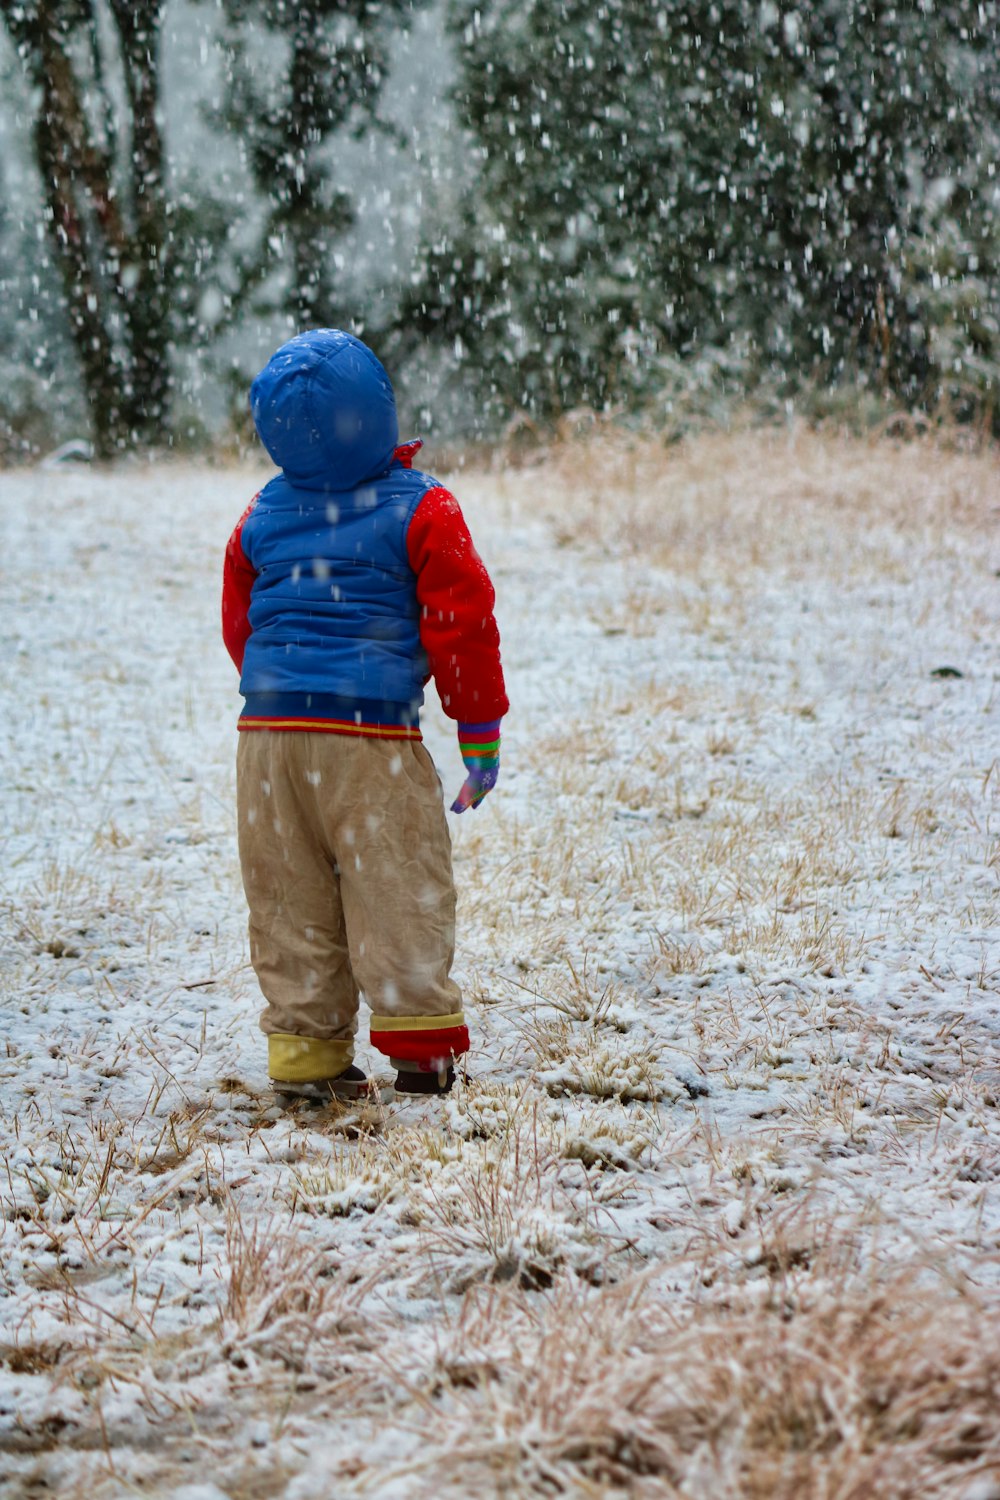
[1,429,999,1497]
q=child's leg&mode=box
[329,738,469,1074]
[237,732,359,1083]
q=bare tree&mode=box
[2,0,170,455]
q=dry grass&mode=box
[2,432,999,1497]
[401,1265,1000,1499]
[536,422,997,577]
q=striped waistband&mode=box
[238,692,422,739]
[238,717,422,739]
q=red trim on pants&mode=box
[370,1024,470,1068]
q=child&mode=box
[222,329,507,1098]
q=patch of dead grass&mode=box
[403,1265,1000,1498]
[531,425,1000,581]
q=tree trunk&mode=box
[1,0,172,455]
[286,13,340,328]
[109,0,171,437]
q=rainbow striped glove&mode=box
[451,720,502,813]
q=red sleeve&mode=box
[222,498,258,673]
[406,486,509,722]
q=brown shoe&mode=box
[394,1065,455,1096]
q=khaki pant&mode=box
[236,731,463,1080]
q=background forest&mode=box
[0,0,997,460]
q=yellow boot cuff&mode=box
[268,1033,354,1083]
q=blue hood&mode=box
[250,329,399,490]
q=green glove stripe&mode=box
[458,736,501,755]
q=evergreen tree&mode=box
[406,0,998,428]
[205,0,425,331]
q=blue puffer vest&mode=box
[239,330,434,728]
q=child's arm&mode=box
[406,486,508,810]
[221,498,258,672]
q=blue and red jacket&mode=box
[222,329,508,737]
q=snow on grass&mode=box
[1,428,998,1496]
